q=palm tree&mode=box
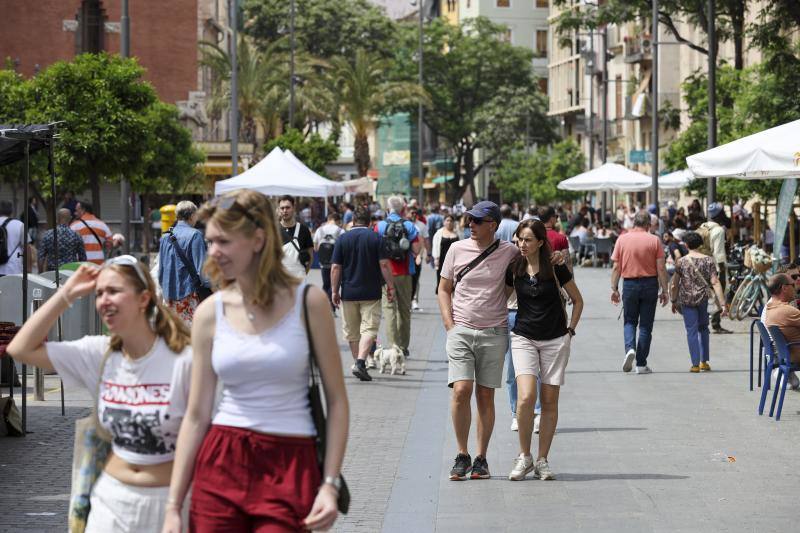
[328,49,429,177]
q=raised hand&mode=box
[62,264,101,301]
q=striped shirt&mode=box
[70,214,110,264]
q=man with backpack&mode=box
[314,212,344,312]
[0,201,25,277]
[376,196,421,359]
[698,202,732,334]
[278,195,314,280]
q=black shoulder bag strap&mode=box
[301,285,350,514]
[1,218,19,258]
[453,239,501,290]
[167,229,210,299]
[78,218,105,257]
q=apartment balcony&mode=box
[624,34,652,64]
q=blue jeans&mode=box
[505,311,541,416]
[681,304,709,366]
[622,277,659,367]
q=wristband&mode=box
[567,327,576,336]
[59,291,74,308]
[322,475,341,492]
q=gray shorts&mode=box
[446,324,509,388]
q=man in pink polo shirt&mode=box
[610,210,669,374]
[438,201,520,481]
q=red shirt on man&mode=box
[546,228,569,252]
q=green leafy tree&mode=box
[131,102,205,252]
[27,53,157,216]
[263,128,340,177]
[496,140,585,205]
[328,48,428,178]
[397,17,555,202]
[0,66,33,187]
[243,0,397,60]
[662,61,800,203]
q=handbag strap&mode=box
[454,239,500,289]
[78,218,106,259]
[301,284,320,388]
[551,264,569,325]
[167,228,204,290]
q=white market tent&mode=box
[686,119,800,179]
[557,162,652,192]
[214,146,346,197]
[617,168,694,192]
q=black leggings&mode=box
[411,267,421,301]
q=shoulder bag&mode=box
[301,285,350,514]
[167,229,212,302]
[453,239,500,291]
[69,348,113,533]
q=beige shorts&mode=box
[447,324,508,388]
[510,332,571,386]
[341,300,381,342]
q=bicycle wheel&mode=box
[730,277,753,321]
[739,282,762,319]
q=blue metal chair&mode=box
[767,326,800,420]
[755,321,777,415]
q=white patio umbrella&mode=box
[686,119,800,178]
[616,168,694,192]
[557,162,652,192]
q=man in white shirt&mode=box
[703,202,731,334]
[0,200,25,276]
[313,213,344,312]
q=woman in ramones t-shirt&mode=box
[8,257,192,531]
[504,219,584,482]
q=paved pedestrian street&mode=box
[3,266,800,532]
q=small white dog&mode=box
[376,344,406,375]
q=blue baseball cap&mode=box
[465,201,501,222]
[708,202,723,218]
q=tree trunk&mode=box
[448,149,464,205]
[354,133,370,178]
[89,166,101,218]
[463,145,476,206]
[732,4,745,70]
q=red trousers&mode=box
[189,425,321,532]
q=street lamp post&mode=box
[707,0,717,204]
[229,0,238,175]
[650,0,659,208]
[289,0,295,127]
[120,0,131,253]
[417,0,424,204]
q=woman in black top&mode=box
[504,219,584,481]
[432,214,460,294]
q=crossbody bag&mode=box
[301,285,350,514]
[167,229,212,301]
[77,218,106,260]
[453,240,500,290]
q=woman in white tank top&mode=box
[163,190,349,533]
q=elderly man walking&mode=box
[376,196,421,358]
[611,210,669,374]
[438,201,520,480]
[158,200,209,324]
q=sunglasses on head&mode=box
[104,254,148,287]
[209,195,262,227]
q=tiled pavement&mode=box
[4,266,800,532]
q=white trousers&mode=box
[85,472,169,533]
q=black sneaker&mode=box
[402,348,410,359]
[470,455,491,479]
[449,453,472,481]
[352,361,373,382]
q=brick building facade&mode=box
[0,0,199,104]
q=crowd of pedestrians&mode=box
[3,184,778,529]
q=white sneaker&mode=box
[533,414,540,434]
[635,366,653,374]
[791,371,800,390]
[534,458,556,480]
[508,453,534,481]
[412,300,420,311]
[366,356,376,369]
[350,363,357,372]
[510,417,518,431]
[623,349,636,372]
